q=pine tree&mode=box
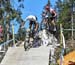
[55,0,75,62]
[0,0,24,42]
[56,0,75,40]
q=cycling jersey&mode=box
[25,15,37,22]
[50,8,56,16]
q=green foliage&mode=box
[56,0,75,40]
[18,27,26,41]
[0,0,24,42]
[55,0,75,63]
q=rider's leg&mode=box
[34,23,39,32]
[32,22,36,38]
[45,18,49,29]
[51,19,56,31]
[51,19,56,26]
[51,19,58,39]
[42,18,47,29]
[45,18,48,24]
[29,22,32,31]
[29,21,33,41]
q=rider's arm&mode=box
[24,16,30,24]
[52,10,57,17]
[25,16,29,22]
[34,22,39,31]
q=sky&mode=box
[13,0,57,34]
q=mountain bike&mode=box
[24,28,42,51]
[24,28,33,51]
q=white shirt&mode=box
[25,15,37,21]
[50,8,54,13]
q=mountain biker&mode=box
[44,4,57,31]
[25,15,39,36]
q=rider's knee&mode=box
[51,19,56,26]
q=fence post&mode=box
[60,24,63,45]
[12,24,16,47]
[60,23,66,65]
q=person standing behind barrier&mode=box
[0,25,3,42]
[0,25,3,36]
